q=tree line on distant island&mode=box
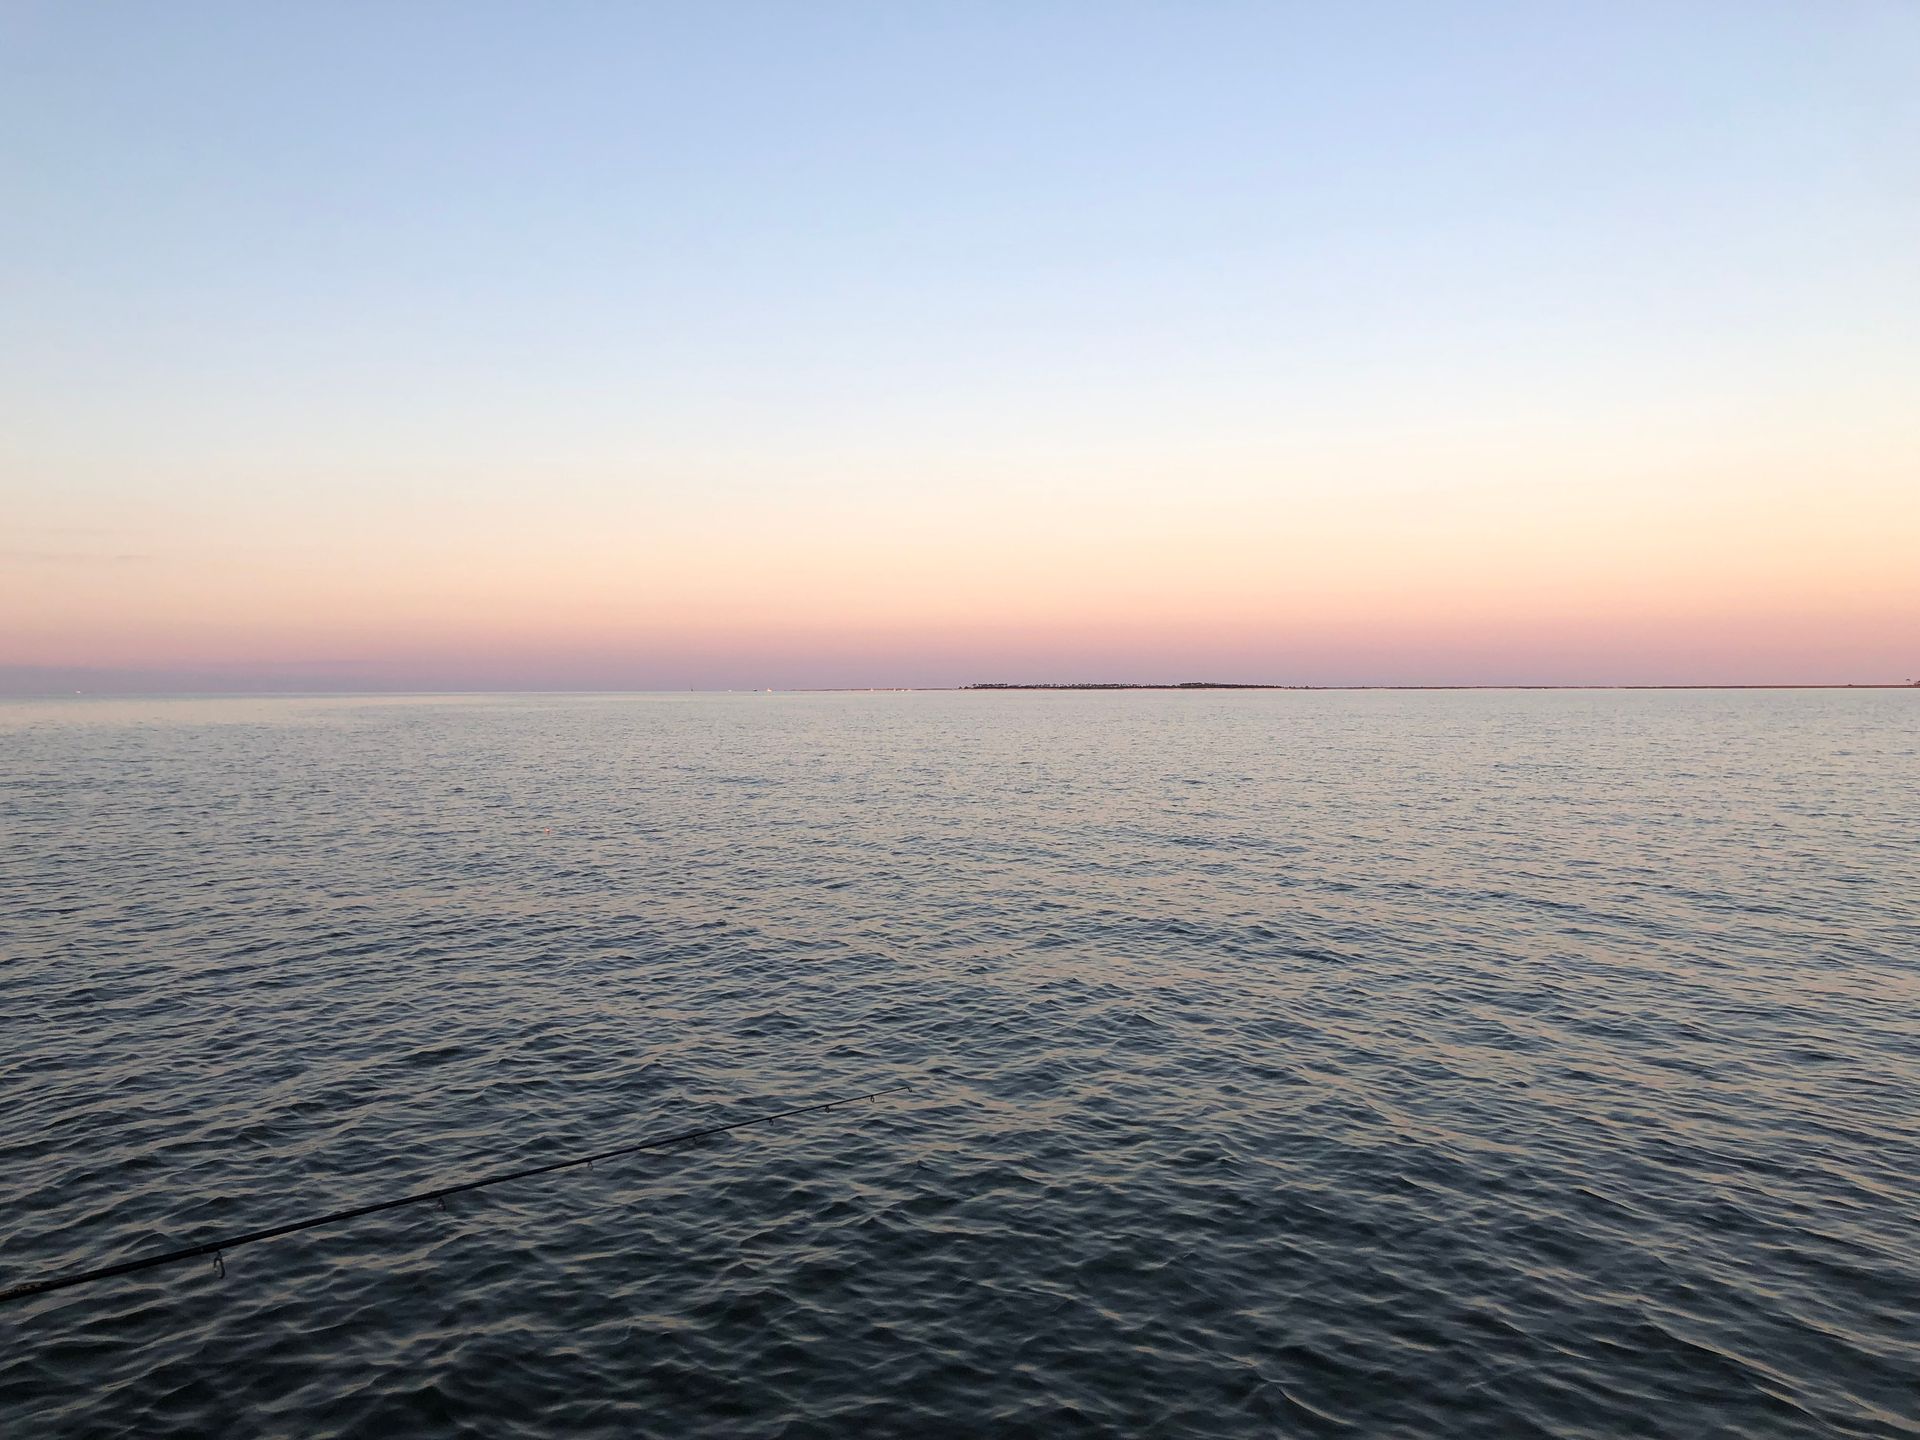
[967,682,1306,690]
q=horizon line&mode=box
[5,682,1917,700]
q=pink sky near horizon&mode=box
[13,393,1920,688]
[10,479,1917,689]
[10,406,1920,689]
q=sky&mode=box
[4,1,1917,691]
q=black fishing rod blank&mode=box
[1,1082,914,1307]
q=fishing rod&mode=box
[1,1081,914,1307]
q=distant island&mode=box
[968,681,1305,690]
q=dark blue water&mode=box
[2,691,1916,1437]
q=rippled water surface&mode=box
[2,691,1916,1437]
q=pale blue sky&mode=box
[4,3,1917,688]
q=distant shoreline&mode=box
[951,682,1920,692]
[4,683,1915,699]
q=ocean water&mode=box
[1,690,1915,1438]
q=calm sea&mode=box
[2,691,1915,1438]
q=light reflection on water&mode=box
[1,691,1916,1437]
